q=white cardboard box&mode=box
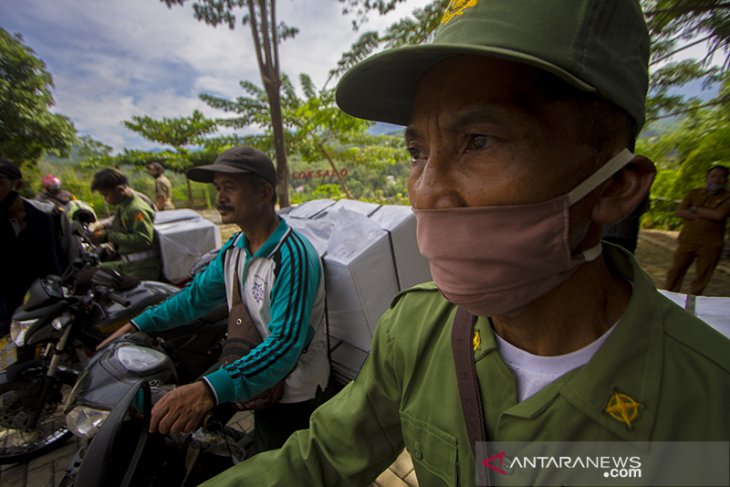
[370,204,432,290]
[283,199,431,353]
[659,290,730,339]
[154,209,222,284]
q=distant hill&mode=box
[368,122,405,136]
[674,78,720,101]
[642,79,720,137]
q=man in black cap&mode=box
[203,1,729,486]
[0,160,62,333]
[99,146,329,454]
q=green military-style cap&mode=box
[336,0,650,128]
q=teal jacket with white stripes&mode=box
[132,218,329,405]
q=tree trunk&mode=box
[268,87,290,208]
[319,143,353,199]
[247,0,290,208]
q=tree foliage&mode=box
[200,72,407,198]
[643,0,730,122]
[0,29,75,163]
[161,0,297,207]
[329,0,448,84]
[123,110,217,151]
[638,78,730,228]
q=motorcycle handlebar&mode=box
[97,287,131,307]
[107,291,131,307]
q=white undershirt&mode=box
[495,323,617,402]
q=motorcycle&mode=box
[60,319,240,487]
[0,229,181,464]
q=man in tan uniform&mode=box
[666,165,730,295]
[147,162,175,210]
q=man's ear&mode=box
[591,155,656,225]
[13,179,24,192]
[261,183,274,204]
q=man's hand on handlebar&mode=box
[150,382,215,435]
[96,322,136,351]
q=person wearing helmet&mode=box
[202,1,730,486]
[37,174,74,210]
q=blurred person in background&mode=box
[666,165,730,295]
[147,161,175,210]
[0,160,62,334]
[36,173,74,210]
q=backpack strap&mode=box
[452,306,490,486]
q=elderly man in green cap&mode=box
[203,1,730,486]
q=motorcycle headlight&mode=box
[116,345,167,373]
[10,319,38,347]
[66,405,111,439]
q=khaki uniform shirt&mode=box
[203,246,730,487]
[155,174,174,210]
[678,188,730,246]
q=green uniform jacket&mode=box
[103,193,159,280]
[203,245,730,487]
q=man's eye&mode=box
[407,146,424,161]
[466,134,490,151]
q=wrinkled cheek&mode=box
[406,167,425,207]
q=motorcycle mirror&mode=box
[41,276,64,299]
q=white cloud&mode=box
[0,0,432,152]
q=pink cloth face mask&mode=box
[414,149,635,317]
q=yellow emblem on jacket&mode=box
[604,391,641,430]
[473,329,481,351]
[441,0,479,25]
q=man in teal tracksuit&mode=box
[100,146,329,452]
[202,1,730,486]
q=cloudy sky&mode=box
[1,0,428,152]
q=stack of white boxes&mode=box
[154,209,222,285]
[282,199,432,383]
[659,290,730,339]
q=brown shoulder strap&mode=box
[220,249,262,365]
[452,306,490,486]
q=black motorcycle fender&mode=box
[74,380,151,487]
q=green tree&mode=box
[123,109,218,204]
[201,73,407,198]
[638,78,730,228]
[162,0,298,208]
[0,29,75,163]
[123,110,217,160]
[643,0,730,122]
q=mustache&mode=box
[217,204,234,212]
